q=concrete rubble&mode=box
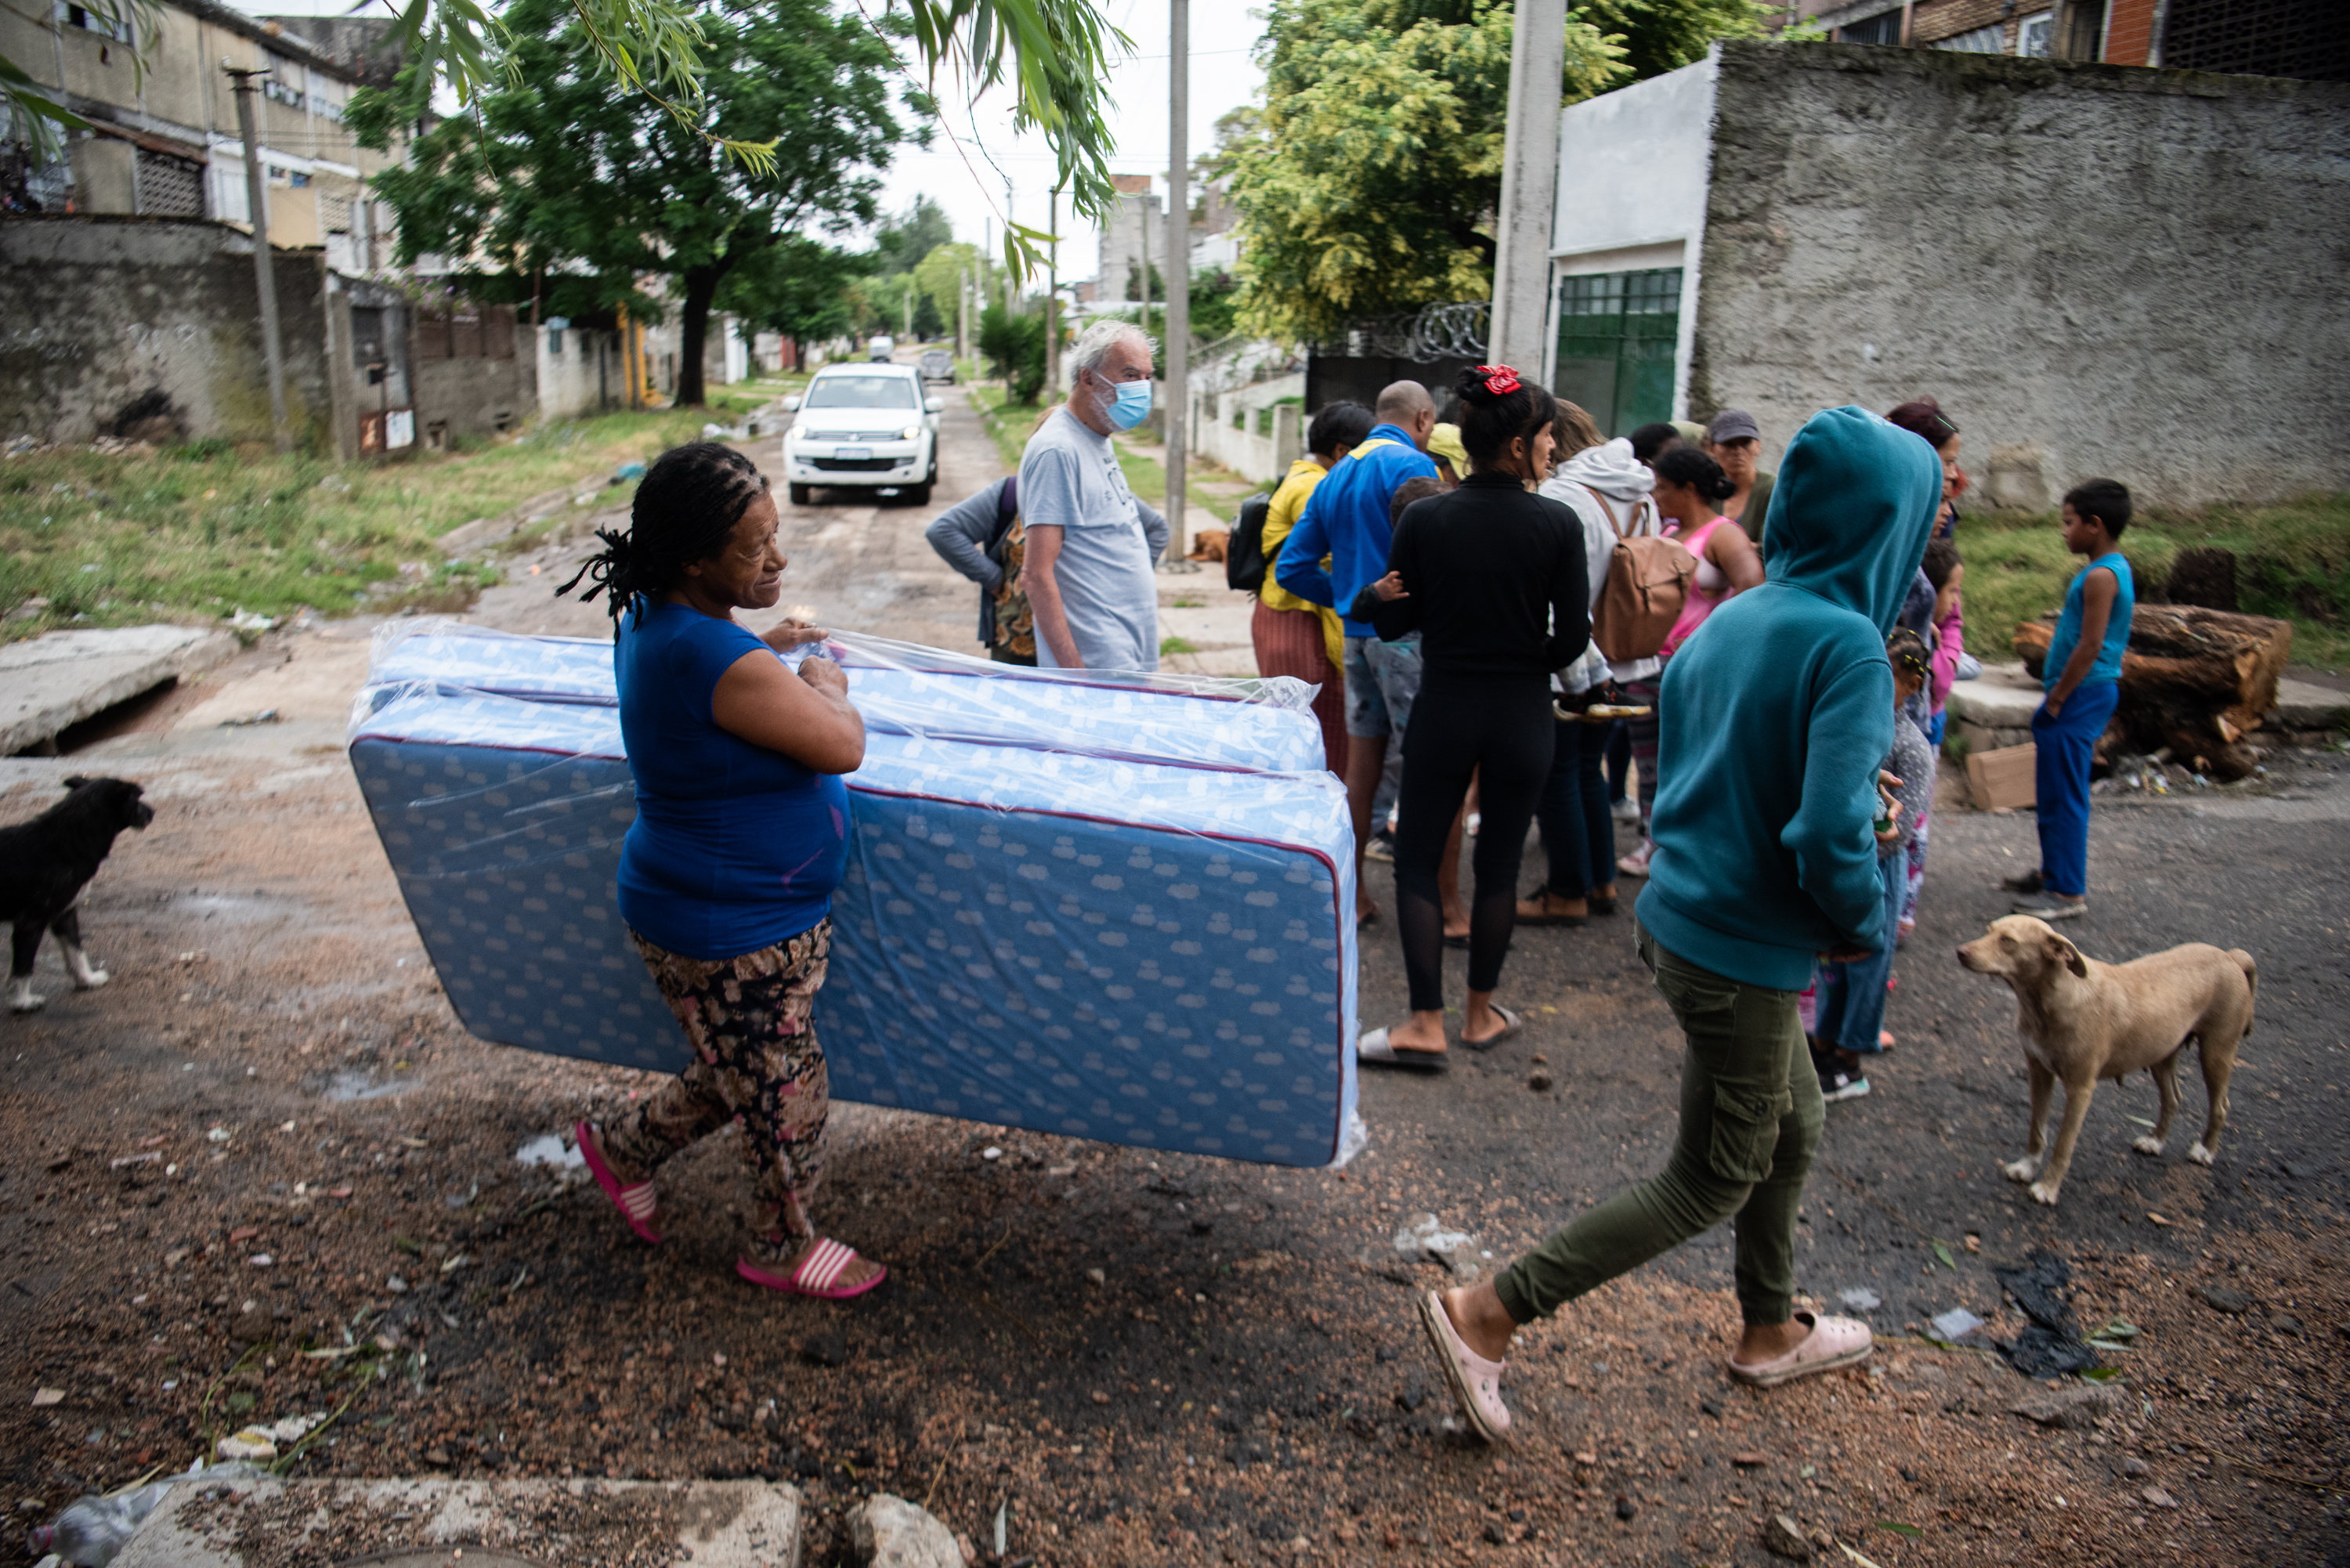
[112,1476,801,1567]
[848,1493,964,1568]
[0,624,237,756]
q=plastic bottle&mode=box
[24,1484,170,1566]
[26,1463,266,1566]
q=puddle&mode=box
[323,1070,410,1103]
[515,1133,584,1172]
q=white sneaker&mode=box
[1617,838,1654,878]
[1611,798,1640,823]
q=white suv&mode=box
[781,363,942,505]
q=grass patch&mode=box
[1954,493,2350,671]
[0,396,765,643]
[1160,635,1198,656]
[968,381,1045,474]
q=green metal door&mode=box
[1552,268,1683,438]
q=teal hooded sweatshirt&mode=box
[1634,406,1943,989]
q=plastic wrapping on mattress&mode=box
[363,620,1329,773]
[349,625,1363,1169]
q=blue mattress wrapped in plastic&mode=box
[349,623,1364,1168]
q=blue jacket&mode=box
[1635,406,1943,989]
[1271,424,1439,638]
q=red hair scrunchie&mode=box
[1475,363,1521,396]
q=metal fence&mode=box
[1304,300,1491,421]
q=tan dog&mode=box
[1956,916,2254,1206]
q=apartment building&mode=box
[1,0,402,272]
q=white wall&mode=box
[1186,371,1306,487]
[1549,51,1719,417]
[536,323,614,421]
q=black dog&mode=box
[2,776,153,1013]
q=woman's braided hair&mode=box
[555,441,772,634]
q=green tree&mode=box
[978,305,1047,403]
[352,0,907,406]
[721,237,865,356]
[1231,0,1771,342]
[1190,271,1244,343]
[873,197,956,276]
[913,241,985,333]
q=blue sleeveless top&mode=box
[2044,551,2134,692]
[614,602,850,959]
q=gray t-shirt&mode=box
[1018,407,1168,671]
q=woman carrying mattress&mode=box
[555,441,885,1300]
[1348,366,1590,1068]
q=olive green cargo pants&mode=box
[1492,921,1824,1329]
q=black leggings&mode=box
[1394,672,1555,1013]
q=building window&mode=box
[262,56,306,110]
[133,148,206,218]
[55,2,132,42]
[2017,11,2055,55]
[1841,9,1904,44]
[2159,0,2350,81]
[3,146,73,212]
[289,171,310,187]
[1935,23,2008,52]
[1553,268,1682,440]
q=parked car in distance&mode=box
[779,363,945,506]
[867,334,896,363]
[919,350,956,384]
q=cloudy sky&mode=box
[869,0,1268,287]
[260,0,1271,290]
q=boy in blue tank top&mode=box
[2006,479,2135,920]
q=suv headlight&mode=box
[902,425,923,441]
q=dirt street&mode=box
[3,388,2347,1566]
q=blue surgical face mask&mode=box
[1102,376,1152,432]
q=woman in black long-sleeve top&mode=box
[1348,365,1590,1067]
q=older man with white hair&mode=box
[1018,319,1170,671]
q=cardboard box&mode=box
[1966,741,2037,811]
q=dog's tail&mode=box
[2230,949,2258,1036]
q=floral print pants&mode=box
[602,920,833,1261]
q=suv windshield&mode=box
[805,374,916,410]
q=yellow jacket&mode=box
[1256,457,1347,673]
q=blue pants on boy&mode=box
[2031,679,2119,898]
[1814,851,1904,1057]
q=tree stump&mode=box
[2015,604,2292,780]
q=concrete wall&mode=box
[1690,41,2350,506]
[0,216,331,446]
[535,324,621,421]
[1,217,559,455]
[1187,373,1306,486]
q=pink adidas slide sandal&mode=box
[738,1237,888,1300]
[576,1120,663,1245]
[1419,1290,1513,1444]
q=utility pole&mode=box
[1164,0,1191,560]
[1486,0,1565,378]
[223,62,291,450]
[1046,185,1062,397]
